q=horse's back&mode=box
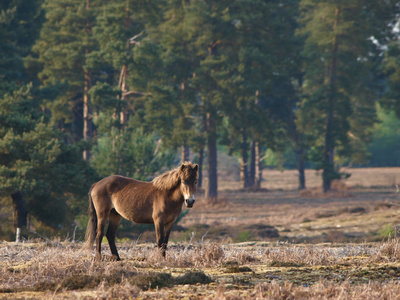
[92,175,146,196]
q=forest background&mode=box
[1,0,400,241]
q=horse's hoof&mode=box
[110,255,121,262]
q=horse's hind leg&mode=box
[106,209,122,261]
[95,214,108,261]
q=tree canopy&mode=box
[1,0,400,240]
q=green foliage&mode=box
[368,106,400,166]
[91,127,175,180]
[382,42,400,118]
[32,0,101,136]
[297,0,399,189]
[0,85,96,235]
[0,0,43,85]
[378,224,396,240]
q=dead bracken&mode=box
[1,239,400,299]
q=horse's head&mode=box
[178,162,199,208]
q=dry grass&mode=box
[250,280,400,300]
[2,239,400,299]
[218,167,400,191]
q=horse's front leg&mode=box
[154,217,166,257]
[163,221,174,251]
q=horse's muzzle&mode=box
[185,198,195,208]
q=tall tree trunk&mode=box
[297,147,306,190]
[287,75,307,191]
[119,65,128,125]
[118,3,132,125]
[323,6,339,193]
[83,0,92,161]
[181,142,190,162]
[197,145,204,188]
[252,91,262,189]
[197,111,207,189]
[206,112,218,203]
[249,139,256,187]
[323,101,335,192]
[240,128,250,188]
[255,142,263,189]
[83,69,92,161]
[12,192,27,243]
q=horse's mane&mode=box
[152,168,180,190]
[152,162,197,190]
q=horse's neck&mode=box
[169,184,184,202]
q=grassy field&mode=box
[1,167,400,299]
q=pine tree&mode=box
[0,86,95,241]
[33,0,100,159]
[0,0,44,88]
[91,127,175,180]
[298,0,399,192]
[185,0,235,202]
[222,0,301,189]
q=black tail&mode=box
[84,184,97,251]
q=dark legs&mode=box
[95,214,107,261]
[155,219,174,258]
[95,209,121,261]
[154,218,165,257]
[106,210,122,261]
[95,211,173,260]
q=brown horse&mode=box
[85,162,198,261]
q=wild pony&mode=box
[85,162,198,261]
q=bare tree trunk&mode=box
[240,128,250,188]
[83,0,92,161]
[12,192,27,243]
[197,111,207,189]
[255,142,262,189]
[181,142,190,162]
[205,112,218,203]
[119,65,129,125]
[120,2,130,125]
[323,6,339,193]
[197,145,204,188]
[249,139,256,187]
[252,91,262,189]
[323,104,335,192]
[83,69,92,161]
[297,147,306,190]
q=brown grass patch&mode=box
[251,279,400,300]
[371,237,400,262]
[298,180,351,198]
[2,240,400,298]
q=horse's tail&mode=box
[84,184,97,251]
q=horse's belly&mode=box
[116,209,153,224]
[112,198,153,224]
[126,212,153,224]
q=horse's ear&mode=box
[193,164,199,172]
